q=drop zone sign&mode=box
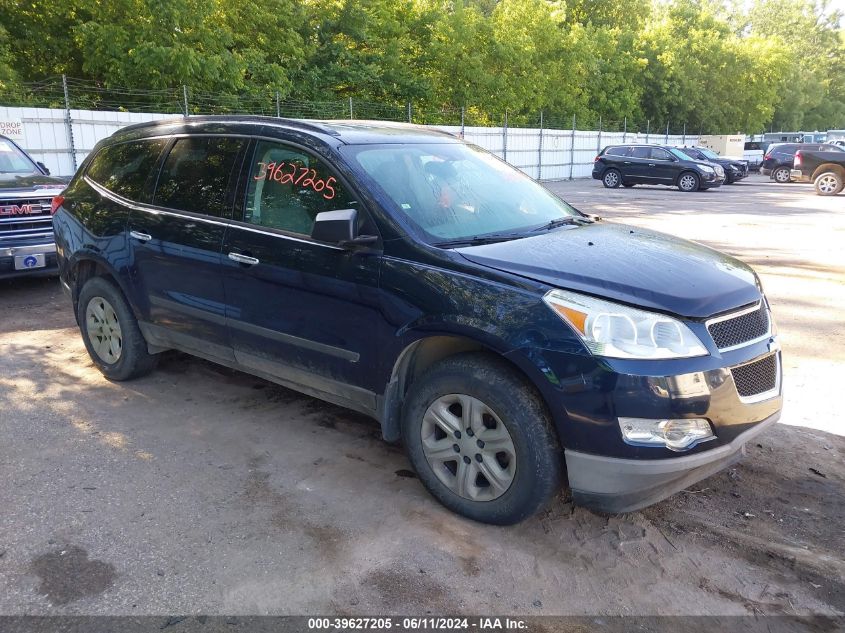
[0,119,25,142]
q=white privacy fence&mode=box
[1,105,700,180]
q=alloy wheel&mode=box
[815,173,840,195]
[774,168,790,183]
[420,394,516,501]
[85,296,123,364]
[603,171,619,187]
[679,174,698,191]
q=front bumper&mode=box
[566,410,780,512]
[0,242,58,279]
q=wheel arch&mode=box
[378,333,557,445]
[675,169,700,186]
[68,254,136,324]
[811,163,845,182]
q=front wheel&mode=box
[401,353,562,525]
[772,166,791,183]
[677,171,700,192]
[77,276,158,381]
[814,171,843,196]
[602,169,621,188]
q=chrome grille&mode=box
[731,353,779,401]
[707,302,770,351]
[0,198,53,240]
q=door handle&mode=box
[129,230,152,242]
[228,252,259,266]
[648,163,656,167]
[623,161,631,164]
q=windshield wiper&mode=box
[530,216,591,232]
[433,234,524,248]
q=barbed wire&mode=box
[0,76,710,136]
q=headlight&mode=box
[714,165,725,177]
[543,289,708,359]
[699,164,715,173]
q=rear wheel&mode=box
[77,277,157,381]
[602,169,621,188]
[772,166,791,183]
[814,171,843,196]
[677,171,700,192]
[401,353,562,525]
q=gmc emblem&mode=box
[0,204,42,216]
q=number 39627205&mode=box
[254,162,337,200]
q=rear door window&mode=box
[242,140,357,237]
[630,147,651,159]
[87,139,168,202]
[153,137,246,217]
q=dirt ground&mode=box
[0,175,843,617]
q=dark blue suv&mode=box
[53,117,783,524]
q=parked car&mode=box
[592,144,725,192]
[1,135,66,280]
[830,140,845,148]
[761,142,845,183]
[53,117,782,524]
[791,149,845,195]
[676,146,749,184]
[743,141,768,172]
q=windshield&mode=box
[343,142,580,243]
[698,148,720,159]
[670,148,693,160]
[0,138,38,173]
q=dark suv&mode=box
[592,144,725,191]
[53,117,782,524]
[676,146,749,184]
[1,135,66,279]
[761,143,845,183]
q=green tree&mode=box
[746,0,845,130]
[0,25,18,91]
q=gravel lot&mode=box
[1,175,843,616]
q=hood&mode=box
[457,222,761,319]
[0,172,68,193]
[712,157,747,168]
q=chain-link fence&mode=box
[2,76,709,178]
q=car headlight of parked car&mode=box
[543,289,708,360]
[699,164,715,174]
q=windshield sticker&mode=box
[253,161,336,200]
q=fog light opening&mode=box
[618,417,715,452]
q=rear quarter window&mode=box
[604,147,629,157]
[86,139,168,202]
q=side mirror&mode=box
[311,209,378,249]
[37,161,51,175]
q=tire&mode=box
[772,166,791,183]
[677,171,700,192]
[602,169,621,188]
[814,171,843,196]
[401,353,562,525]
[77,276,158,381]
[724,174,734,185]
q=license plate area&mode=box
[14,253,46,270]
